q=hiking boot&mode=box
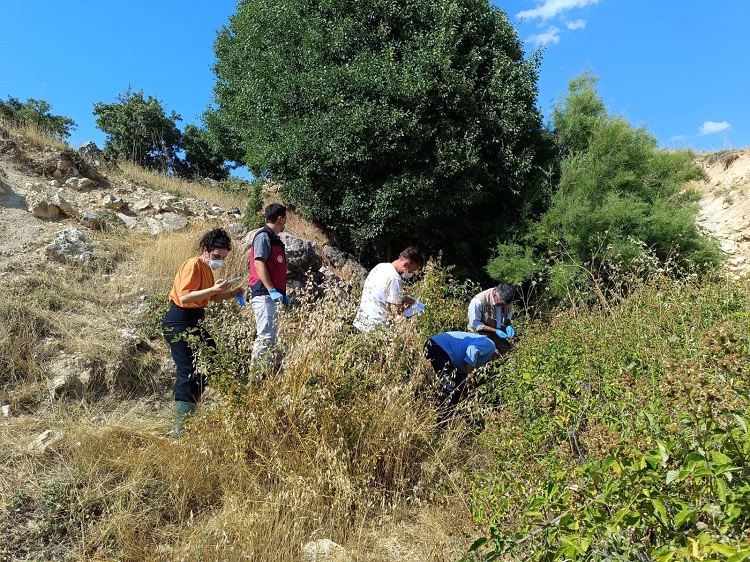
[169,401,195,437]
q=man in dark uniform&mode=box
[248,203,289,374]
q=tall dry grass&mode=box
[0,124,477,559]
[117,161,248,212]
[133,222,251,298]
[1,282,478,561]
[0,117,70,151]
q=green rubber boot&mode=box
[170,401,195,437]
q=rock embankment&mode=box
[693,148,750,278]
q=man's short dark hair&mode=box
[199,227,232,252]
[265,203,287,223]
[399,246,425,267]
[494,283,515,304]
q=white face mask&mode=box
[207,258,224,270]
[400,271,413,281]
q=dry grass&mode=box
[0,131,478,560]
[133,222,251,297]
[0,118,70,151]
[117,161,248,211]
[0,193,481,559]
[282,206,330,247]
[1,287,481,561]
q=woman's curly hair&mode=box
[199,228,232,252]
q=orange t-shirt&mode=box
[168,257,215,308]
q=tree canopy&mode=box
[93,88,229,180]
[177,124,231,181]
[207,0,550,268]
[0,96,76,139]
[93,87,183,173]
[488,73,722,302]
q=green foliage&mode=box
[412,255,479,337]
[93,86,183,173]
[0,96,76,138]
[486,243,540,286]
[178,124,231,180]
[208,0,551,270]
[139,294,171,341]
[463,275,750,561]
[551,72,606,155]
[242,178,266,230]
[488,73,722,305]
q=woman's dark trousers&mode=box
[162,303,215,403]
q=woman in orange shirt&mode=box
[162,227,243,436]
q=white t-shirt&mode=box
[353,262,403,332]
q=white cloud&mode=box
[566,19,586,30]
[699,121,731,135]
[526,26,562,46]
[517,0,599,21]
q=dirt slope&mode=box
[692,148,750,278]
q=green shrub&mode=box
[488,73,723,307]
[464,275,750,561]
[242,178,266,231]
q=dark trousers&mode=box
[162,303,215,403]
[423,339,467,413]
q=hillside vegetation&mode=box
[1,116,749,561]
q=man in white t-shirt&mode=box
[352,246,425,333]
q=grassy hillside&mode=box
[1,122,749,561]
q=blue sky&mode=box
[2,0,748,162]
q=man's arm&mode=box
[254,258,275,291]
[389,295,416,315]
[468,299,496,335]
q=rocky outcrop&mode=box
[301,539,349,562]
[45,228,94,264]
[242,230,362,303]
[281,233,323,274]
[695,148,750,279]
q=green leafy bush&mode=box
[0,96,76,138]
[464,275,750,561]
[93,87,183,173]
[488,73,723,306]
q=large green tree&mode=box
[0,96,76,139]
[488,74,722,302]
[93,87,183,173]
[178,124,231,180]
[208,0,549,269]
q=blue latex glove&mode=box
[282,294,291,306]
[235,294,246,307]
[268,288,283,302]
[495,329,508,339]
[505,326,516,338]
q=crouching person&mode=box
[423,331,501,425]
[162,228,243,436]
[467,283,516,355]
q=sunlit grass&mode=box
[116,160,248,211]
[0,117,71,151]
